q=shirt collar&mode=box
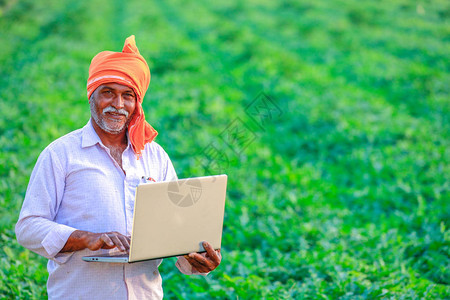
[81,119,101,148]
[81,119,132,150]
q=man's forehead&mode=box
[98,83,135,93]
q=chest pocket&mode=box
[125,173,142,189]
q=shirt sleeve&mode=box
[162,151,178,182]
[15,146,77,264]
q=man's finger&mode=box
[117,235,130,251]
[189,253,211,268]
[112,232,130,247]
[202,242,220,264]
[109,234,126,251]
[120,234,131,251]
[212,249,222,262]
[185,255,209,273]
[100,234,114,247]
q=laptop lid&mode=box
[128,174,227,262]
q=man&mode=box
[15,35,221,299]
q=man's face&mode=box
[90,83,137,134]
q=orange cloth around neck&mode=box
[86,35,157,158]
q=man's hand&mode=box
[183,241,221,273]
[60,230,130,253]
[84,231,130,252]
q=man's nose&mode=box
[111,94,125,109]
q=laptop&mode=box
[82,174,227,263]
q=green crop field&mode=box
[1,0,449,298]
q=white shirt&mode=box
[16,119,197,299]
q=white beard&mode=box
[90,100,130,134]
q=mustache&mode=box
[102,106,129,118]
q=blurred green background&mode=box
[0,0,449,298]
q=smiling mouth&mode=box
[105,112,126,118]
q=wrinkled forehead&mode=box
[97,83,136,93]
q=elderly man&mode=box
[15,35,221,299]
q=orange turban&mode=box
[87,35,157,158]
